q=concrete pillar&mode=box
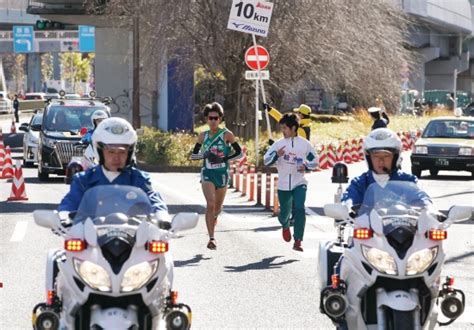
[27,53,41,92]
[53,52,60,81]
[94,28,131,120]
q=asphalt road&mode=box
[0,116,473,329]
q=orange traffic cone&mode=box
[0,139,4,170]
[10,120,16,134]
[1,145,14,179]
[7,160,28,201]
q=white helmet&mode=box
[368,107,381,113]
[92,117,137,167]
[363,128,402,172]
[91,110,109,127]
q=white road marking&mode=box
[9,221,28,242]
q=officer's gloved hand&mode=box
[263,103,270,112]
[207,153,224,164]
[268,139,274,146]
[153,211,172,230]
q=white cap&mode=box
[368,107,381,113]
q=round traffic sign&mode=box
[245,45,269,71]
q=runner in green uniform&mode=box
[191,102,242,250]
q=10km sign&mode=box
[227,0,274,37]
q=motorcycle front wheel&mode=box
[388,309,415,330]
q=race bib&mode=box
[206,159,226,169]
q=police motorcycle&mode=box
[318,180,471,329]
[32,185,198,330]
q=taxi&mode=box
[411,115,474,178]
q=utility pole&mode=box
[132,14,140,128]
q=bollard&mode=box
[235,166,241,192]
[256,171,262,206]
[248,165,255,201]
[272,176,279,216]
[265,172,271,210]
[228,160,235,188]
[241,164,248,197]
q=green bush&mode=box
[137,127,197,166]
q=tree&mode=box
[41,53,54,83]
[86,0,416,137]
[59,52,94,93]
[3,54,26,94]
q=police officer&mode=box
[341,128,430,209]
[368,107,389,130]
[81,109,109,144]
[58,117,168,218]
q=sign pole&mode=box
[255,78,259,167]
[252,33,272,140]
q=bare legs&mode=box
[202,182,227,249]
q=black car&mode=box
[38,98,110,181]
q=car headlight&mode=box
[74,259,111,292]
[459,147,472,156]
[362,245,398,275]
[406,247,438,276]
[42,137,55,148]
[415,146,428,154]
[121,260,159,292]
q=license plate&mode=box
[435,158,449,166]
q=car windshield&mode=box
[75,185,152,223]
[359,182,432,222]
[423,119,474,139]
[31,114,43,126]
[44,105,106,132]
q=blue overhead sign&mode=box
[79,25,95,52]
[13,26,34,53]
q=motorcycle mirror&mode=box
[446,206,472,223]
[324,204,350,220]
[369,209,383,235]
[84,218,97,247]
[34,210,61,229]
[171,212,199,232]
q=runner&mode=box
[191,102,242,250]
[264,113,318,251]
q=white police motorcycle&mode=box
[32,185,198,330]
[319,181,470,330]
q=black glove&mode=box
[263,103,270,111]
[268,139,274,146]
[207,152,224,163]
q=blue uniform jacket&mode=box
[81,130,93,144]
[58,165,168,214]
[341,170,418,207]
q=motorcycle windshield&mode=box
[74,185,152,222]
[359,181,432,227]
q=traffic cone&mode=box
[343,140,352,164]
[1,146,14,179]
[319,145,328,170]
[7,160,28,201]
[0,139,5,170]
[10,120,16,134]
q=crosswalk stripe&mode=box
[10,221,28,242]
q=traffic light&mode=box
[35,20,65,30]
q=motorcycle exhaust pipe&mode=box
[441,294,464,320]
[165,308,190,330]
[35,308,60,330]
[323,291,348,319]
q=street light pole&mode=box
[132,14,140,128]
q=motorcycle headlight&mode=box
[406,247,438,276]
[73,258,111,292]
[415,146,428,154]
[42,136,55,148]
[121,260,159,292]
[362,245,398,275]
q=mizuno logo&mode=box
[232,23,244,28]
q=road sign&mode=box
[227,0,274,37]
[13,26,34,53]
[245,45,269,70]
[79,25,95,52]
[245,70,269,80]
